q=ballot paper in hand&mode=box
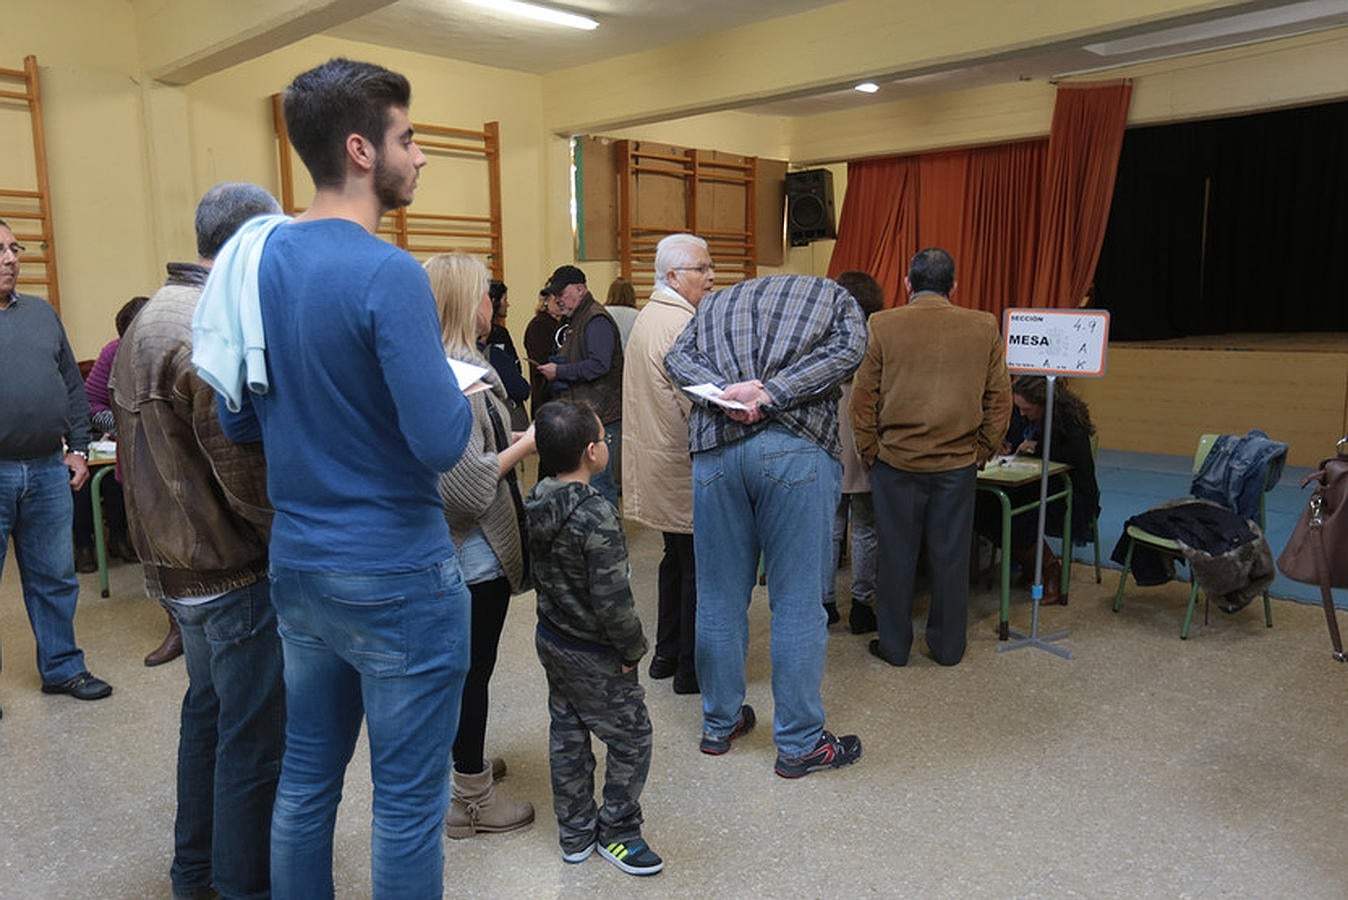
[447,357,490,395]
[683,383,751,411]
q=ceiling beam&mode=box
[134,0,399,85]
[540,0,1279,134]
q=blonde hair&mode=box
[425,252,489,361]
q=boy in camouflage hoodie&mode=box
[524,400,662,877]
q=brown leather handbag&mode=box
[1277,437,1348,661]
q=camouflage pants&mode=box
[535,626,652,853]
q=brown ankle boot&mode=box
[445,763,534,839]
[1038,542,1064,606]
[144,613,183,666]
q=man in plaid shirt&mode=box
[664,274,867,779]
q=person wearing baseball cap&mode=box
[534,265,623,509]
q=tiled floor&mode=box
[2,517,1346,898]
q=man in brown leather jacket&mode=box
[109,182,285,900]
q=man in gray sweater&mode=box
[0,218,112,714]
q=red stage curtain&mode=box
[1030,81,1132,308]
[826,156,917,307]
[829,143,1046,315]
[955,140,1046,314]
[826,82,1130,318]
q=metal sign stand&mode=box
[996,373,1073,659]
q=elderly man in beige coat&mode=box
[622,233,716,695]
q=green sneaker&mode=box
[599,837,664,876]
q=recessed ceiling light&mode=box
[465,0,599,31]
[854,82,879,93]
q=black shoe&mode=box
[823,602,840,625]
[74,545,97,574]
[41,671,113,701]
[648,656,677,680]
[699,704,756,755]
[774,730,863,779]
[849,602,877,634]
[868,639,905,667]
[672,671,700,695]
[112,536,139,564]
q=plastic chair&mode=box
[1112,434,1275,639]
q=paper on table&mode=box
[683,383,751,411]
[992,454,1037,468]
[447,357,490,392]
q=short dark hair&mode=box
[907,247,955,296]
[534,400,601,476]
[835,270,885,319]
[489,279,507,317]
[115,296,150,337]
[282,58,411,190]
[195,183,283,259]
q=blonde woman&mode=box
[425,252,537,837]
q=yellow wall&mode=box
[182,34,551,341]
[4,0,158,358]
[7,3,552,354]
[8,1,1348,359]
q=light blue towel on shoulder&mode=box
[191,214,290,412]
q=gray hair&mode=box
[195,183,283,260]
[654,233,709,290]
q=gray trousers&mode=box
[871,461,976,666]
[535,626,652,853]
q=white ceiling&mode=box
[326,0,1348,119]
[327,0,839,75]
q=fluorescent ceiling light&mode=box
[854,82,879,93]
[464,0,599,31]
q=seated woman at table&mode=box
[426,251,537,838]
[975,375,1100,605]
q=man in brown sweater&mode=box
[850,247,1011,666]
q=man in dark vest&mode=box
[536,264,623,509]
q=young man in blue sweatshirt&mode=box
[208,59,473,898]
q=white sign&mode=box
[1002,309,1110,377]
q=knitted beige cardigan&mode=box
[437,357,526,592]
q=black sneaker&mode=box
[774,730,862,779]
[849,601,877,634]
[823,601,840,625]
[41,671,113,701]
[599,837,664,876]
[562,842,595,864]
[699,704,756,755]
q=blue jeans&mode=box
[828,492,876,606]
[168,579,285,899]
[268,559,471,899]
[0,453,87,684]
[591,419,620,511]
[692,427,840,758]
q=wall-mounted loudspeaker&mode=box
[786,168,837,246]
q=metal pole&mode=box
[998,374,1073,659]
